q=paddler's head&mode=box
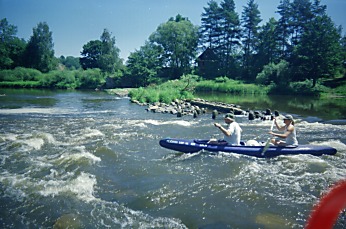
[224,113,235,123]
[283,114,294,125]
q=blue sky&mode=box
[1,0,345,61]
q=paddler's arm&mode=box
[214,123,231,136]
[269,126,294,139]
[274,118,285,131]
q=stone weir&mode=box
[190,99,244,115]
[131,98,246,118]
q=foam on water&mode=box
[0,107,77,114]
[88,200,187,229]
[21,138,45,150]
[143,119,197,127]
[69,127,105,145]
[57,146,101,165]
[40,172,97,202]
[1,92,345,228]
[309,139,346,151]
[83,127,104,138]
[0,133,18,141]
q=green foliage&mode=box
[76,68,105,89]
[149,14,199,79]
[23,22,56,73]
[200,0,241,78]
[128,75,196,104]
[59,56,81,70]
[256,60,290,86]
[288,80,327,96]
[0,18,26,69]
[291,14,343,86]
[195,77,268,95]
[241,0,262,81]
[0,67,106,89]
[125,41,163,87]
[0,81,40,88]
[80,29,123,73]
[257,18,280,70]
[332,84,346,96]
[0,67,42,81]
[40,70,78,89]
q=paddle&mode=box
[261,118,275,156]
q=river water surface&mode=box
[0,89,345,228]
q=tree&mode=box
[80,29,123,73]
[99,29,122,73]
[200,0,223,49]
[219,0,242,77]
[291,14,343,86]
[290,0,314,46]
[257,18,280,67]
[125,42,164,87]
[276,0,293,59]
[199,0,241,78]
[59,55,81,70]
[23,22,56,73]
[80,40,103,70]
[241,0,262,81]
[341,35,346,76]
[149,14,199,79]
[0,18,26,69]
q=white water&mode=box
[0,90,345,228]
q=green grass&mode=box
[129,76,197,104]
[128,76,269,104]
[0,81,41,88]
[195,77,268,95]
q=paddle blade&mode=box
[261,138,271,156]
[270,119,275,131]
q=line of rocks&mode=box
[131,98,279,120]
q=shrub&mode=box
[195,78,267,95]
[0,67,42,82]
[256,60,290,86]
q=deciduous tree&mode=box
[23,22,56,73]
[291,15,343,86]
[149,14,199,79]
[80,29,123,73]
[126,41,163,87]
[0,18,26,69]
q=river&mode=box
[0,89,345,228]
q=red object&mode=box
[306,180,346,229]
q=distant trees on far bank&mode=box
[0,0,345,92]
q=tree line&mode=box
[0,0,345,91]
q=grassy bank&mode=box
[128,78,195,104]
[128,75,268,104]
[128,75,346,104]
[195,76,268,95]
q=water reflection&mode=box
[195,92,346,121]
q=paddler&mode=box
[212,113,242,145]
[269,114,298,146]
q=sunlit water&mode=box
[0,89,345,228]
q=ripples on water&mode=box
[0,91,345,228]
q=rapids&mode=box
[0,89,345,228]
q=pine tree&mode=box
[219,0,241,77]
[241,0,262,81]
[276,0,292,59]
[257,18,280,67]
[200,0,222,49]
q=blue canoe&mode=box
[159,138,337,158]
